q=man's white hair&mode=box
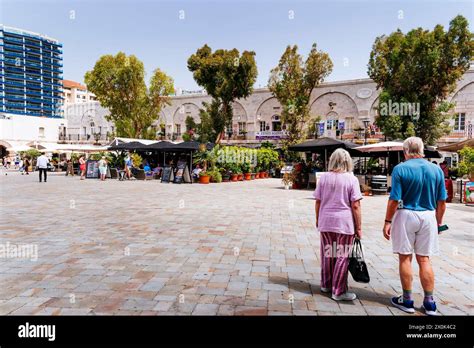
[403,136,424,157]
[328,148,353,173]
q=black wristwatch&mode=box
[385,219,392,224]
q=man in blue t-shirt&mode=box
[383,137,447,316]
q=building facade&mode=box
[61,101,112,143]
[158,68,474,147]
[0,25,65,149]
[62,79,96,105]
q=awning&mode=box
[108,137,158,146]
[437,139,474,152]
[288,137,359,152]
[354,141,403,152]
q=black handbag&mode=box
[348,238,370,283]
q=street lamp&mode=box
[362,118,370,179]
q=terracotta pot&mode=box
[292,182,299,189]
[237,174,243,181]
[259,172,266,178]
[231,174,238,182]
[199,175,210,184]
[255,173,260,179]
[222,175,230,182]
[244,173,252,180]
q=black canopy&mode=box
[168,141,214,152]
[108,141,149,151]
[145,141,175,150]
[288,137,359,153]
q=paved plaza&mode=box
[0,171,472,316]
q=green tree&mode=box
[187,45,258,143]
[268,44,333,149]
[85,52,174,139]
[368,15,474,144]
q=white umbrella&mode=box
[355,141,403,174]
[6,145,34,152]
[354,141,403,152]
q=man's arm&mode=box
[436,200,446,225]
[315,200,320,228]
[351,200,362,239]
[383,199,399,240]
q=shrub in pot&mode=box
[199,171,210,184]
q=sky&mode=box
[1,0,473,90]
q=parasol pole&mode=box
[324,148,327,171]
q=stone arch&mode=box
[230,101,248,135]
[310,92,359,136]
[449,81,474,132]
[450,81,474,103]
[172,102,201,136]
[255,97,282,131]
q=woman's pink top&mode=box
[313,172,362,235]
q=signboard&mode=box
[174,161,187,184]
[319,122,325,136]
[161,166,173,183]
[255,131,288,140]
[85,160,99,179]
[464,181,474,205]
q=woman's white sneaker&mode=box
[331,292,357,301]
[321,287,331,293]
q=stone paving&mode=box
[0,171,472,316]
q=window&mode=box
[175,124,181,135]
[259,121,266,132]
[345,117,353,133]
[238,122,246,134]
[38,127,45,137]
[454,113,465,131]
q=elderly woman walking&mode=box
[314,148,362,301]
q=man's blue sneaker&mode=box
[391,296,415,313]
[422,300,438,316]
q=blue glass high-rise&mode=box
[0,25,63,118]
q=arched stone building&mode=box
[160,69,474,146]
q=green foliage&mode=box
[207,169,222,183]
[185,116,197,132]
[19,149,41,159]
[89,151,112,162]
[188,45,258,143]
[457,146,474,177]
[131,153,143,167]
[269,44,333,148]
[109,151,126,168]
[368,15,474,144]
[85,52,174,138]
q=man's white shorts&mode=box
[391,209,439,256]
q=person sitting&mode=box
[192,164,202,180]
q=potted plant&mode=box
[199,171,210,184]
[458,146,474,181]
[242,162,251,180]
[361,184,372,196]
[220,168,230,182]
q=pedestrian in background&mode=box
[37,152,49,183]
[79,156,86,180]
[98,156,108,181]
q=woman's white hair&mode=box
[403,136,424,157]
[328,148,353,173]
